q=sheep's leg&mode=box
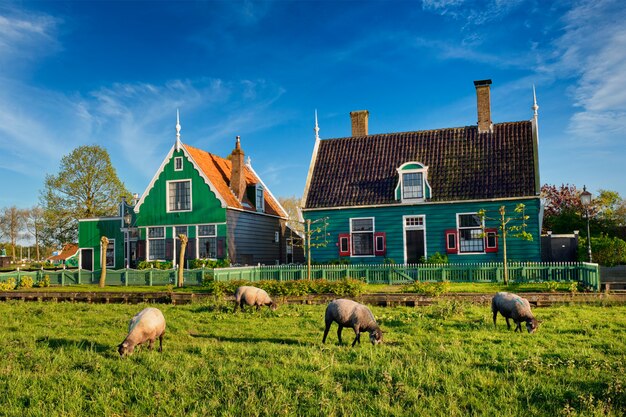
[352,329,360,347]
[337,325,344,345]
[493,310,498,327]
[514,322,521,332]
[148,339,154,350]
[505,317,511,330]
[322,322,331,344]
[158,331,164,352]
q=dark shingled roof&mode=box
[304,121,537,209]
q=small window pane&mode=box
[340,237,349,253]
[375,235,384,252]
[148,227,164,238]
[106,240,115,267]
[459,214,481,228]
[198,237,216,258]
[169,180,191,211]
[487,232,497,248]
[175,226,187,237]
[351,218,373,232]
[352,233,373,255]
[198,225,216,237]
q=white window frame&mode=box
[197,224,217,259]
[402,215,427,264]
[166,179,192,213]
[104,238,115,268]
[396,162,429,203]
[350,217,375,257]
[174,157,183,171]
[457,212,485,254]
[147,226,166,261]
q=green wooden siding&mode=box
[78,218,126,268]
[136,149,226,227]
[304,198,541,264]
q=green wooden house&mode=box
[78,114,295,270]
[302,80,542,264]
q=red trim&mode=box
[445,229,458,254]
[485,228,498,253]
[374,232,386,256]
[338,234,351,256]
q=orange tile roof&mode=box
[185,144,286,218]
[48,243,79,261]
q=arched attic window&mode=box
[394,162,432,203]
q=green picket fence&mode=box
[0,262,601,291]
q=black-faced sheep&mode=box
[492,292,539,333]
[322,299,383,347]
[118,307,166,356]
[233,285,277,312]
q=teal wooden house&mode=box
[302,80,542,264]
[78,114,293,270]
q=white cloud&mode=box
[554,0,626,143]
[421,0,524,26]
[0,7,60,68]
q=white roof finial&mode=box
[175,109,182,151]
[532,85,539,117]
[314,109,320,141]
[246,156,252,166]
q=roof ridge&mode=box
[320,120,531,142]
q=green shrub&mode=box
[36,275,51,288]
[544,281,559,292]
[0,278,16,291]
[189,258,231,269]
[578,234,626,266]
[137,261,173,270]
[201,278,365,297]
[426,252,449,264]
[18,276,34,289]
[401,281,450,296]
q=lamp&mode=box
[580,185,593,263]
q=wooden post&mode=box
[99,236,108,288]
[177,234,188,288]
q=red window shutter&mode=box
[445,229,458,254]
[374,232,386,256]
[216,237,226,259]
[485,228,498,253]
[338,234,351,257]
[137,240,146,260]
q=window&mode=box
[198,224,217,259]
[458,213,484,253]
[148,227,165,260]
[402,172,423,199]
[168,180,191,212]
[105,239,115,267]
[351,218,374,256]
[175,226,187,238]
[174,157,183,171]
[256,185,265,212]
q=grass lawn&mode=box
[1,300,625,416]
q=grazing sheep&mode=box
[322,299,383,347]
[233,286,277,312]
[118,307,166,356]
[492,292,539,333]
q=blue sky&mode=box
[1,0,625,209]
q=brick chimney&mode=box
[230,136,246,200]
[474,79,493,133]
[350,110,369,136]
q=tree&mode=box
[40,145,131,245]
[541,183,626,238]
[278,196,305,235]
[177,234,188,287]
[478,204,533,285]
[99,236,109,288]
[25,206,45,261]
[0,206,27,263]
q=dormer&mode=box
[246,183,265,213]
[395,162,431,203]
